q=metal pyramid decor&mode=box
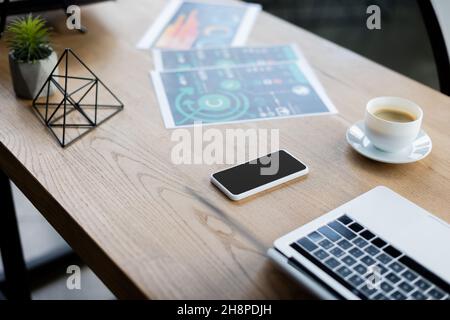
[32,48,124,147]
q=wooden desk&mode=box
[0,0,449,299]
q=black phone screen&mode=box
[212,150,307,195]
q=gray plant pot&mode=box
[8,51,58,99]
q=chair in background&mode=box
[418,0,450,96]
[251,0,395,29]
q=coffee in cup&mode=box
[373,108,417,123]
[365,97,423,153]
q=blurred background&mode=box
[0,0,440,300]
[248,0,439,90]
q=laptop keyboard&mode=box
[290,215,450,300]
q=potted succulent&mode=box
[6,15,57,99]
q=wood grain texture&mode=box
[0,0,449,299]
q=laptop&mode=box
[268,186,450,300]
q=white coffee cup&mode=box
[365,97,423,153]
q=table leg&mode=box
[0,0,9,37]
[0,169,31,300]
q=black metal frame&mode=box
[32,48,124,148]
[0,247,80,293]
[0,168,82,300]
[0,170,31,300]
[0,0,10,36]
[418,0,450,96]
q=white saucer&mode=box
[346,120,432,164]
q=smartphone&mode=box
[210,150,309,201]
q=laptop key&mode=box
[348,275,364,287]
[428,288,445,300]
[380,281,394,293]
[308,231,323,242]
[324,257,340,269]
[360,285,377,298]
[386,272,401,284]
[360,230,375,240]
[352,237,369,249]
[342,255,357,266]
[296,237,318,252]
[414,278,431,291]
[398,281,414,293]
[389,261,405,273]
[337,239,352,250]
[349,247,364,258]
[376,253,392,265]
[337,215,353,225]
[373,293,387,300]
[401,270,418,282]
[336,266,352,278]
[391,290,407,300]
[376,264,389,275]
[348,222,364,233]
[411,290,427,300]
[319,239,333,249]
[383,245,402,258]
[361,255,376,266]
[330,247,345,258]
[364,245,380,256]
[371,237,387,248]
[318,226,341,242]
[313,249,329,260]
[354,264,367,275]
[328,221,356,240]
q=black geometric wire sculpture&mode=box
[32,48,124,147]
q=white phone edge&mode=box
[210,149,309,201]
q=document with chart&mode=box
[137,0,261,49]
[151,60,337,128]
[153,44,302,70]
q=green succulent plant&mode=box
[6,15,52,63]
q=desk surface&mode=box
[0,0,449,299]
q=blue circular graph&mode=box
[175,90,250,125]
